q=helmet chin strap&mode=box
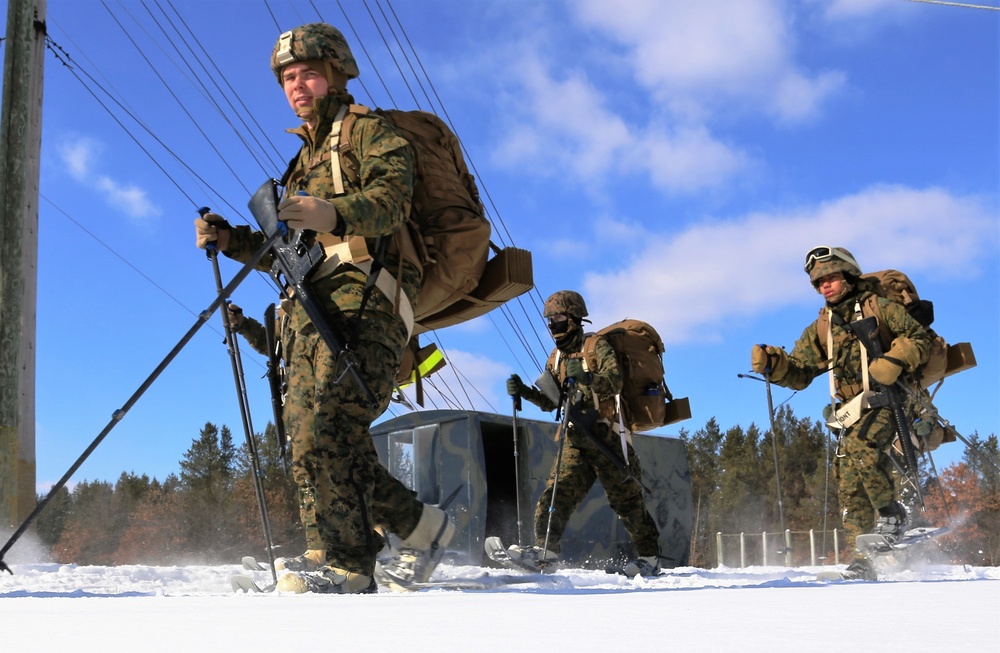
[823,279,852,305]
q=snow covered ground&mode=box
[2,555,997,652]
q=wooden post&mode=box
[0,0,46,529]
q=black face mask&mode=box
[547,318,570,337]
[549,317,580,350]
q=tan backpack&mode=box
[334,106,532,335]
[581,319,690,433]
[816,269,974,389]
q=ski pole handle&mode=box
[198,206,218,259]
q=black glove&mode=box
[506,374,525,398]
[564,358,591,384]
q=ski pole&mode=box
[0,230,283,574]
[202,210,278,583]
[541,382,576,566]
[512,392,523,547]
[763,372,789,556]
[738,370,788,554]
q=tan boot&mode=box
[276,565,376,594]
[506,544,560,572]
[375,504,455,588]
[274,548,327,572]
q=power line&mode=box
[42,1,546,414]
[904,0,999,10]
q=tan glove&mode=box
[868,336,920,385]
[869,356,902,386]
[278,194,339,233]
[750,344,790,381]
[194,212,231,251]
[227,303,245,330]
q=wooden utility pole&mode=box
[0,0,46,529]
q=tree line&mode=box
[33,410,999,568]
[35,423,303,565]
[681,405,1000,567]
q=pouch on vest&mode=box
[825,390,875,430]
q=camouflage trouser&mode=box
[533,423,660,557]
[284,326,422,575]
[836,406,898,550]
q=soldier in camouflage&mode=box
[506,291,663,578]
[194,23,453,594]
[750,246,932,579]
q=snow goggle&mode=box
[803,245,858,273]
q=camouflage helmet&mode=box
[270,23,359,84]
[804,245,862,285]
[543,290,589,319]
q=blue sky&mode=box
[7,0,998,493]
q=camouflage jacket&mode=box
[223,91,419,351]
[779,287,932,402]
[521,335,623,417]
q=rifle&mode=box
[540,382,577,564]
[847,316,923,505]
[247,179,376,409]
[563,394,652,495]
[264,303,288,469]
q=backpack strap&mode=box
[824,308,838,425]
[315,104,417,340]
[333,104,368,187]
[327,104,352,196]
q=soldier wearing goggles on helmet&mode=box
[749,246,933,579]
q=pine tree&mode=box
[116,474,188,564]
[34,485,71,549]
[682,419,724,566]
[178,422,238,560]
[52,480,116,564]
[231,423,302,559]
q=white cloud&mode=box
[55,135,160,222]
[58,137,102,182]
[771,69,847,123]
[582,185,997,344]
[627,124,751,194]
[493,53,751,195]
[573,0,845,123]
[95,176,161,220]
[490,0,863,196]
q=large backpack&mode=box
[816,269,975,389]
[581,319,690,433]
[334,106,533,335]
